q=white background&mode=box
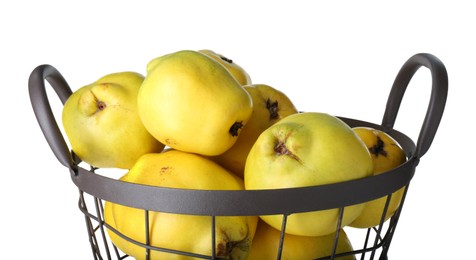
[1,1,473,259]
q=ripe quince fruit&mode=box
[245,112,373,236]
[104,150,258,260]
[349,127,407,228]
[248,220,355,260]
[61,71,164,169]
[138,50,253,156]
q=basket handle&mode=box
[382,53,448,159]
[29,64,76,171]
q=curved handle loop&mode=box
[382,53,448,159]
[29,64,76,170]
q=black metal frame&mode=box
[28,53,448,260]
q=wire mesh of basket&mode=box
[28,53,448,260]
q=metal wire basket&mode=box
[28,53,448,260]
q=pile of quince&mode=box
[62,49,407,260]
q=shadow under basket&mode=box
[29,53,448,260]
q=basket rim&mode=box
[70,116,418,216]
